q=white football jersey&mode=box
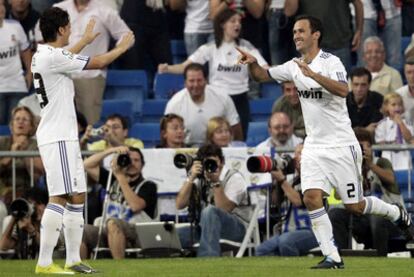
[189,39,268,95]
[31,44,89,146]
[268,50,358,147]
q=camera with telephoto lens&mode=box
[10,198,33,220]
[247,154,295,174]
[174,153,218,173]
[117,154,131,168]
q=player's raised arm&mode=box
[69,19,100,54]
[293,58,349,98]
[85,32,134,70]
[236,47,272,82]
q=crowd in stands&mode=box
[1,0,414,261]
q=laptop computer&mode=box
[135,221,183,258]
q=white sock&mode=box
[309,207,341,262]
[363,196,400,221]
[37,203,64,267]
[63,203,85,266]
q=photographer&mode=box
[329,127,406,256]
[0,187,48,259]
[175,144,249,257]
[255,144,318,256]
[82,146,157,259]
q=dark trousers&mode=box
[230,93,250,140]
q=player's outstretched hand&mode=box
[235,47,257,65]
[293,58,316,78]
[82,18,100,45]
[117,32,135,52]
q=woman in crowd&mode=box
[0,106,44,207]
[158,8,268,139]
[157,113,187,148]
[206,116,245,147]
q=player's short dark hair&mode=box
[350,67,372,84]
[184,63,207,80]
[39,7,70,43]
[295,15,324,47]
[354,127,374,145]
[197,143,225,164]
[129,147,145,166]
[106,114,129,130]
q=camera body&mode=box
[90,127,104,137]
[10,198,33,220]
[173,153,218,174]
[247,154,295,175]
[117,154,131,168]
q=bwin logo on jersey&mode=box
[0,46,18,59]
[217,64,242,72]
[297,89,322,99]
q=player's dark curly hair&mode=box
[39,7,70,43]
[295,15,324,47]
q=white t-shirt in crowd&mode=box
[268,50,358,148]
[31,44,90,146]
[165,84,240,145]
[184,0,213,34]
[189,39,268,95]
[0,19,29,93]
[396,85,414,124]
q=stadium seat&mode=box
[249,99,273,122]
[0,125,10,136]
[129,122,160,147]
[246,121,268,147]
[260,82,282,100]
[141,99,168,122]
[153,73,185,99]
[170,40,187,64]
[104,70,149,121]
[100,99,133,124]
[394,169,414,199]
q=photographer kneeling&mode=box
[176,144,249,257]
[82,146,157,259]
[0,187,48,259]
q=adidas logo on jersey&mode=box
[297,89,323,99]
[217,64,242,72]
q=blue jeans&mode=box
[178,205,246,257]
[255,229,318,256]
[358,17,402,69]
[0,93,25,124]
[184,33,214,56]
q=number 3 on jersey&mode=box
[33,73,48,108]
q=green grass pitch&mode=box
[0,257,413,276]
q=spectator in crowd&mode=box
[48,0,133,125]
[357,0,402,69]
[267,0,296,65]
[82,146,158,259]
[329,127,407,256]
[6,0,40,52]
[0,187,49,259]
[0,0,32,124]
[88,114,144,151]
[159,9,268,139]
[0,106,43,207]
[363,36,403,95]
[271,81,305,138]
[119,0,172,76]
[396,57,414,122]
[209,0,266,50]
[346,67,383,134]
[375,92,413,170]
[164,63,242,145]
[255,144,318,256]
[156,113,187,148]
[176,143,249,256]
[169,0,214,55]
[257,112,303,150]
[206,116,245,147]
[285,0,363,72]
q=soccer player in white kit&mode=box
[237,15,414,269]
[32,7,134,274]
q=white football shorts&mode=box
[300,144,363,204]
[39,140,87,196]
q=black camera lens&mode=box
[10,198,31,219]
[174,153,195,170]
[117,154,131,168]
[203,159,218,173]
